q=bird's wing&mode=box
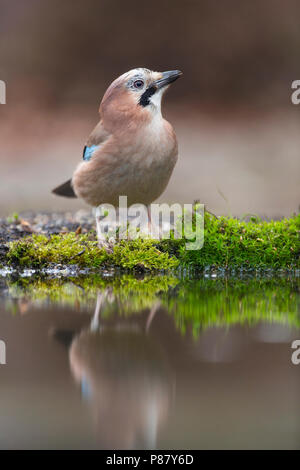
[86,120,110,147]
[83,120,111,160]
[52,120,110,198]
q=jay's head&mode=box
[100,68,182,128]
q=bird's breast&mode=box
[73,118,178,207]
[133,117,177,161]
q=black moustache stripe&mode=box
[139,86,156,107]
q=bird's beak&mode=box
[153,70,183,89]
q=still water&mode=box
[0,274,299,449]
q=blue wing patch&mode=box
[83,144,99,161]
[81,376,93,400]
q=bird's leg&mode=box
[147,206,161,239]
[90,292,104,332]
[95,206,105,244]
[95,207,114,253]
[145,301,161,333]
[147,206,152,237]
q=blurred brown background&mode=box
[0,0,299,216]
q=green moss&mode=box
[6,212,19,224]
[5,213,299,270]
[112,239,178,270]
[7,233,108,268]
[7,233,178,271]
[175,212,300,269]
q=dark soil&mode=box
[0,210,95,243]
[0,210,96,265]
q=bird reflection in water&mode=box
[67,291,174,449]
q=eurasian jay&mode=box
[52,68,182,242]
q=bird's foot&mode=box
[97,238,114,254]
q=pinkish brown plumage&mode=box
[52,68,182,207]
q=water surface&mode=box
[0,274,299,449]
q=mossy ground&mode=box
[178,212,300,268]
[5,212,299,271]
[6,234,178,271]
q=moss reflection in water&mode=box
[6,275,300,336]
[165,277,299,336]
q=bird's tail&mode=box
[52,179,77,198]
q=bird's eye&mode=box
[133,79,144,89]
